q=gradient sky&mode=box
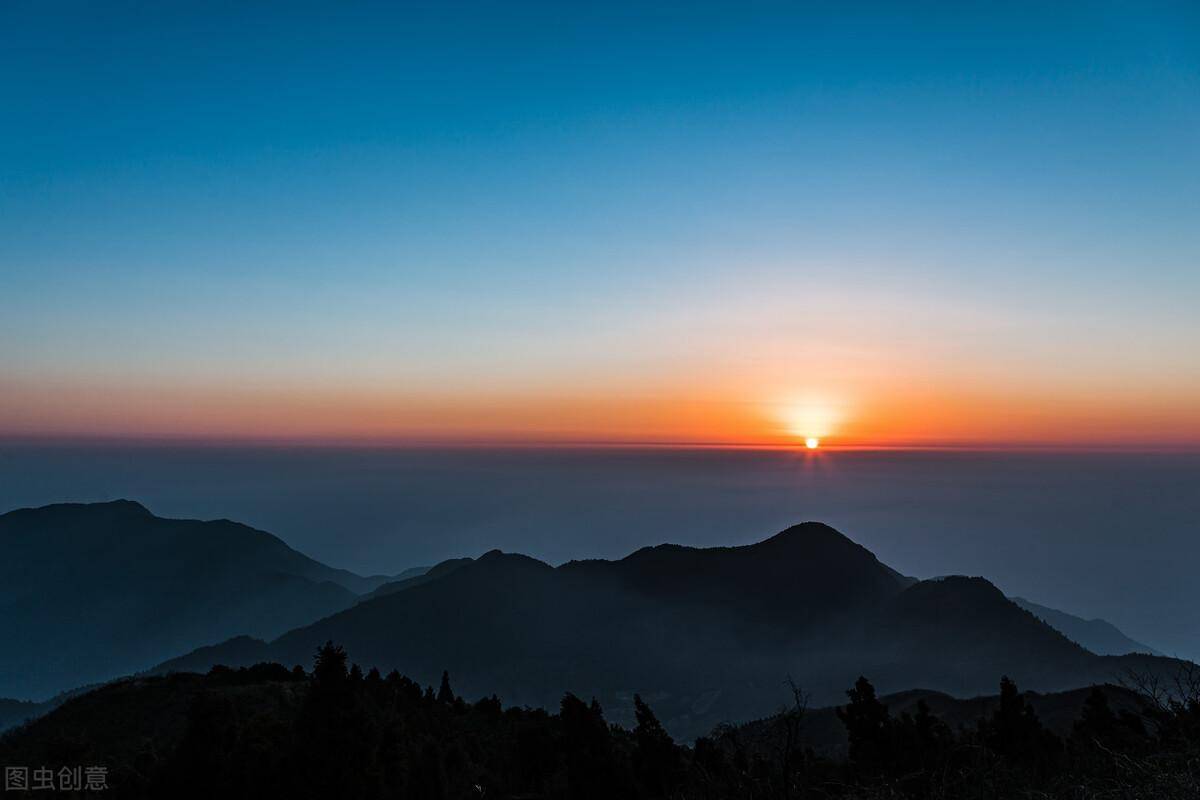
[2,2,1198,447]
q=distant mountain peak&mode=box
[100,499,154,517]
[1,498,154,521]
[766,520,846,538]
[620,522,865,564]
[475,550,553,571]
[759,521,858,549]
[910,574,1008,601]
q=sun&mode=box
[805,437,820,449]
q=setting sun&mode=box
[805,437,820,449]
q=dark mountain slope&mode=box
[0,671,308,792]
[565,522,907,632]
[847,576,1095,697]
[152,635,275,677]
[0,501,396,699]
[272,551,633,708]
[0,699,48,734]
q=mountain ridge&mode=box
[1011,596,1161,656]
[148,520,1186,739]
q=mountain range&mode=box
[0,500,1180,740]
[145,512,1176,738]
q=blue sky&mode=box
[2,2,1198,444]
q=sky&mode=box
[2,1,1198,448]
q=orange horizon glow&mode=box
[3,373,1200,451]
[4,276,1199,452]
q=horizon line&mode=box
[2,432,1199,455]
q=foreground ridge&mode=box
[3,644,1198,799]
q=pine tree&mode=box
[980,675,1062,773]
[312,641,348,688]
[836,676,892,769]
[437,670,454,704]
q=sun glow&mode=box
[777,395,845,446]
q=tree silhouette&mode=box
[560,693,622,800]
[836,676,892,769]
[13,643,1198,800]
[437,670,454,704]
[979,675,1061,775]
[773,677,810,798]
[312,641,348,688]
[632,694,681,795]
[295,641,370,798]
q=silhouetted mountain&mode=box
[154,522,1187,739]
[1011,596,1161,656]
[0,699,46,734]
[0,682,98,734]
[858,576,1095,695]
[0,501,403,699]
[152,635,273,677]
[571,522,906,630]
